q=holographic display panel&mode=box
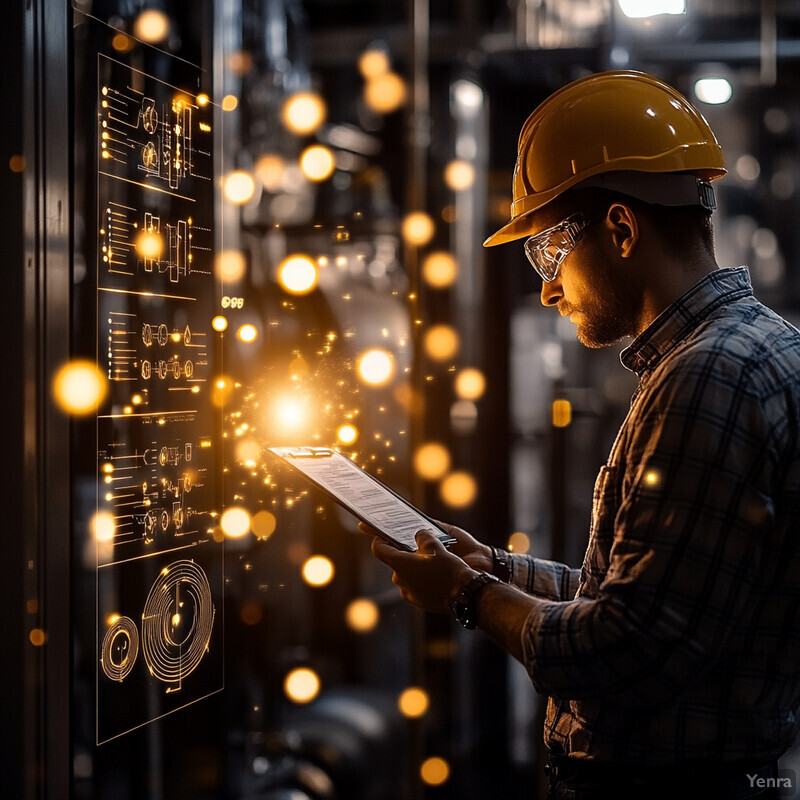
[94,53,222,745]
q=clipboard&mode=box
[268,446,456,552]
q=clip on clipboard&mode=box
[268,446,456,552]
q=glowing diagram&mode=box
[100,616,140,682]
[106,311,207,385]
[94,53,221,745]
[100,84,203,191]
[141,560,215,691]
[100,202,212,283]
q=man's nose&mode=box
[540,276,562,307]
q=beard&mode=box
[559,263,639,348]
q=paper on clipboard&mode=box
[268,446,454,551]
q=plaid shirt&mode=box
[509,267,800,765]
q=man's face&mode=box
[532,209,640,348]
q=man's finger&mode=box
[415,529,446,555]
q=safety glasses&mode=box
[523,212,601,282]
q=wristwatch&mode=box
[450,572,500,629]
[490,545,512,582]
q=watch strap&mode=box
[490,545,512,582]
[450,572,500,629]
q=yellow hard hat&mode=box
[484,70,726,247]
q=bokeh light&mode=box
[53,360,107,415]
[552,398,572,428]
[508,531,531,553]
[133,9,170,43]
[135,230,162,259]
[336,423,359,445]
[282,91,327,135]
[212,315,228,332]
[357,348,394,387]
[235,438,261,466]
[694,76,732,105]
[277,254,319,295]
[420,756,450,787]
[237,324,258,343]
[364,72,407,114]
[444,159,475,191]
[272,394,309,432]
[251,510,277,541]
[423,325,460,362]
[413,442,451,481]
[223,170,256,204]
[401,211,435,246]
[299,145,335,182]
[455,368,486,400]
[221,94,239,112]
[255,153,286,192]
[302,555,335,587]
[398,687,429,718]
[358,47,390,79]
[345,598,379,632]
[215,250,247,282]
[220,506,251,538]
[90,511,116,543]
[284,667,321,704]
[422,251,457,288]
[439,471,477,508]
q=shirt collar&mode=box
[620,267,753,375]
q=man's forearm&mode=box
[475,581,542,663]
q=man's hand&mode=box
[363,527,479,614]
[432,520,494,573]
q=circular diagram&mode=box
[100,616,140,682]
[141,560,215,686]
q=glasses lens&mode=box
[524,214,589,282]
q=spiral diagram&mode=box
[141,559,215,687]
[100,616,140,682]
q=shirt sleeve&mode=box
[520,349,782,707]
[508,553,581,601]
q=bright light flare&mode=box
[255,153,286,192]
[423,325,460,362]
[224,170,256,204]
[215,250,247,282]
[364,72,407,114]
[336,423,359,445]
[53,360,107,415]
[277,254,318,295]
[212,315,228,332]
[91,511,116,543]
[302,555,335,587]
[251,510,277,541]
[133,9,170,43]
[439,471,477,508]
[401,211,435,246]
[273,394,309,431]
[220,506,251,538]
[237,324,258,343]
[455,368,486,400]
[422,251,457,288]
[135,230,162,260]
[357,349,394,387]
[444,159,475,191]
[420,757,450,787]
[358,48,390,79]
[345,598,379,632]
[300,145,335,182]
[284,667,321,704]
[694,77,733,105]
[413,443,451,481]
[282,91,327,135]
[618,0,685,18]
[398,687,429,718]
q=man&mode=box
[365,71,800,799]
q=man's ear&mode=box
[606,202,639,258]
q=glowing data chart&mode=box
[141,559,215,692]
[94,51,222,745]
